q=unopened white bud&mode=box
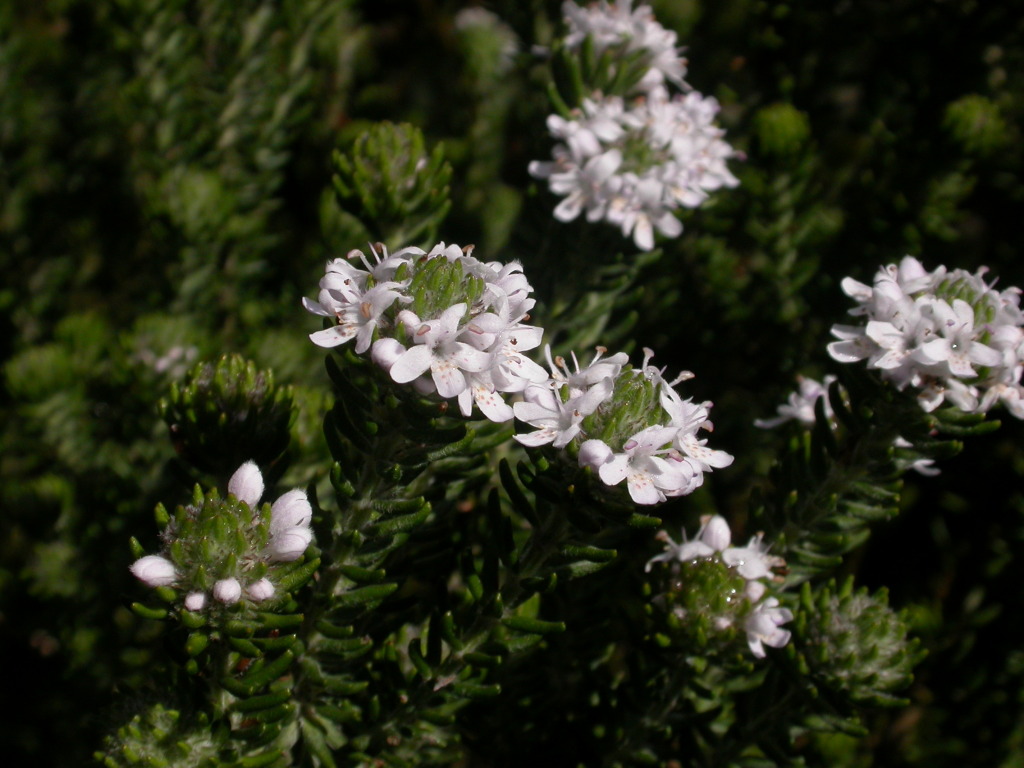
[246,578,276,602]
[371,337,406,372]
[228,461,264,509]
[268,526,313,562]
[578,438,613,471]
[213,577,242,604]
[701,515,732,551]
[130,555,178,587]
[184,591,207,611]
[270,489,312,536]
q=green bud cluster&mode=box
[161,488,271,602]
[551,36,657,110]
[794,578,926,706]
[934,273,999,327]
[654,558,751,650]
[397,249,488,327]
[583,365,667,448]
[161,355,294,475]
[331,122,452,245]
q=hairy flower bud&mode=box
[269,489,312,535]
[228,460,264,509]
[246,578,275,602]
[130,555,178,587]
[268,527,314,563]
[213,578,242,604]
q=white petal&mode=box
[390,345,434,384]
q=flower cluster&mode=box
[515,347,733,504]
[129,461,313,610]
[304,242,548,421]
[828,256,1024,417]
[530,1,739,251]
[561,0,687,91]
[307,244,730,505]
[647,514,791,657]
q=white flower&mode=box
[829,257,1024,418]
[560,0,687,90]
[514,377,612,448]
[390,304,494,398]
[755,375,837,428]
[228,461,264,509]
[130,555,178,587]
[530,85,739,251]
[246,578,276,602]
[585,425,696,505]
[213,577,242,604]
[722,532,784,581]
[744,598,793,658]
[913,298,1001,378]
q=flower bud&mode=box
[228,461,264,509]
[371,337,406,372]
[246,578,276,602]
[213,577,242,604]
[268,527,313,562]
[130,555,178,587]
[270,489,312,536]
[184,591,207,611]
[701,515,731,551]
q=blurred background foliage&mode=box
[3,0,1024,764]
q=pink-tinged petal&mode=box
[840,277,872,301]
[554,194,584,223]
[514,429,557,447]
[588,149,622,182]
[551,424,582,449]
[513,400,557,425]
[466,313,508,335]
[473,387,514,422]
[302,297,331,317]
[432,360,468,398]
[627,471,664,505]
[451,343,493,374]
[598,455,630,486]
[656,212,682,238]
[968,341,1002,368]
[309,326,357,348]
[457,388,474,418]
[676,540,714,561]
[827,338,873,363]
[632,216,654,251]
[390,345,434,384]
